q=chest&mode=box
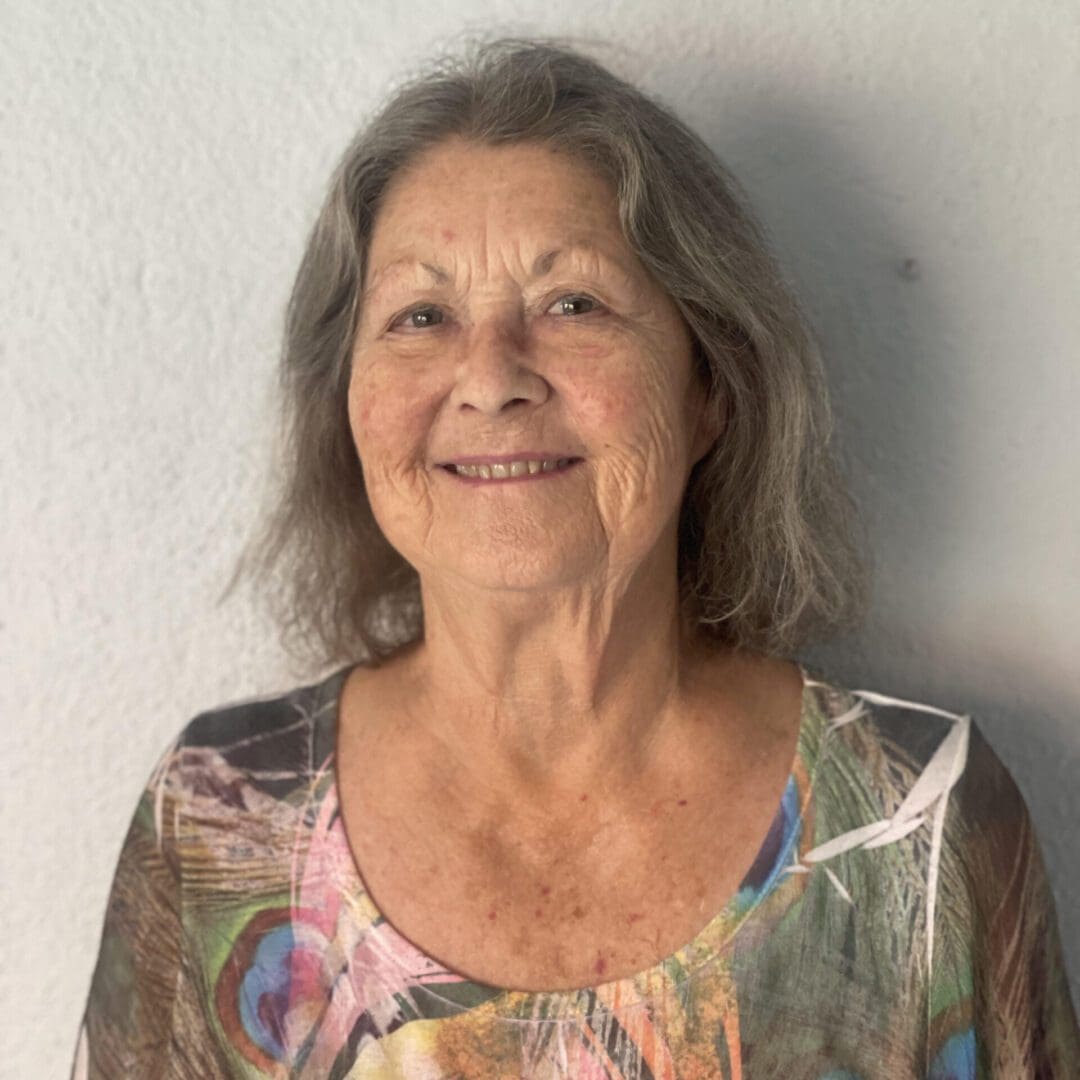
[336,760,790,991]
[331,652,805,992]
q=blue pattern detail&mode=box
[238,923,295,1060]
[735,775,802,911]
[928,1028,976,1079]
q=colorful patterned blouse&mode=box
[72,664,1079,1078]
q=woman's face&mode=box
[349,137,718,594]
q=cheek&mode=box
[568,367,681,459]
[349,368,428,469]
[565,365,638,436]
[348,369,437,548]
[566,363,691,535]
[352,367,410,442]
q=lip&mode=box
[438,458,584,485]
[438,452,582,467]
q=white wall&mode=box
[3,2,1077,1073]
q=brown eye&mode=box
[392,305,444,331]
[551,295,600,317]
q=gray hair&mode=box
[229,32,868,670]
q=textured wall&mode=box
[3,2,1077,1074]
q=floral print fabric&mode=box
[72,664,1080,1077]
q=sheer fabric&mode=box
[72,665,1080,1078]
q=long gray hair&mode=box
[230,33,868,670]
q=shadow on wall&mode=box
[681,94,1079,1009]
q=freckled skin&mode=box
[348,135,718,597]
[333,136,807,993]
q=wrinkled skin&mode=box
[349,137,722,735]
[340,138,804,990]
[350,137,716,603]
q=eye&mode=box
[387,293,603,333]
[547,293,601,318]
[389,305,445,332]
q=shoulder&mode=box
[181,665,348,758]
[794,670,1034,877]
[801,670,999,811]
[798,671,1047,900]
[146,664,352,811]
[782,671,1080,1065]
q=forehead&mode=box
[365,139,632,269]
[362,142,658,315]
[376,137,619,221]
[362,240,640,304]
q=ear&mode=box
[688,377,724,467]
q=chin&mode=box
[436,543,593,593]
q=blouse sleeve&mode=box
[71,734,233,1079]
[934,721,1080,1075]
[70,738,184,1079]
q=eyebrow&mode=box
[361,244,633,303]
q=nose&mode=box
[448,322,550,416]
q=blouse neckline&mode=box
[318,660,825,1021]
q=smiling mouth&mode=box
[441,458,582,481]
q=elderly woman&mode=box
[73,35,1077,1079]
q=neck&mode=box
[391,536,724,802]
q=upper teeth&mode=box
[451,459,573,479]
